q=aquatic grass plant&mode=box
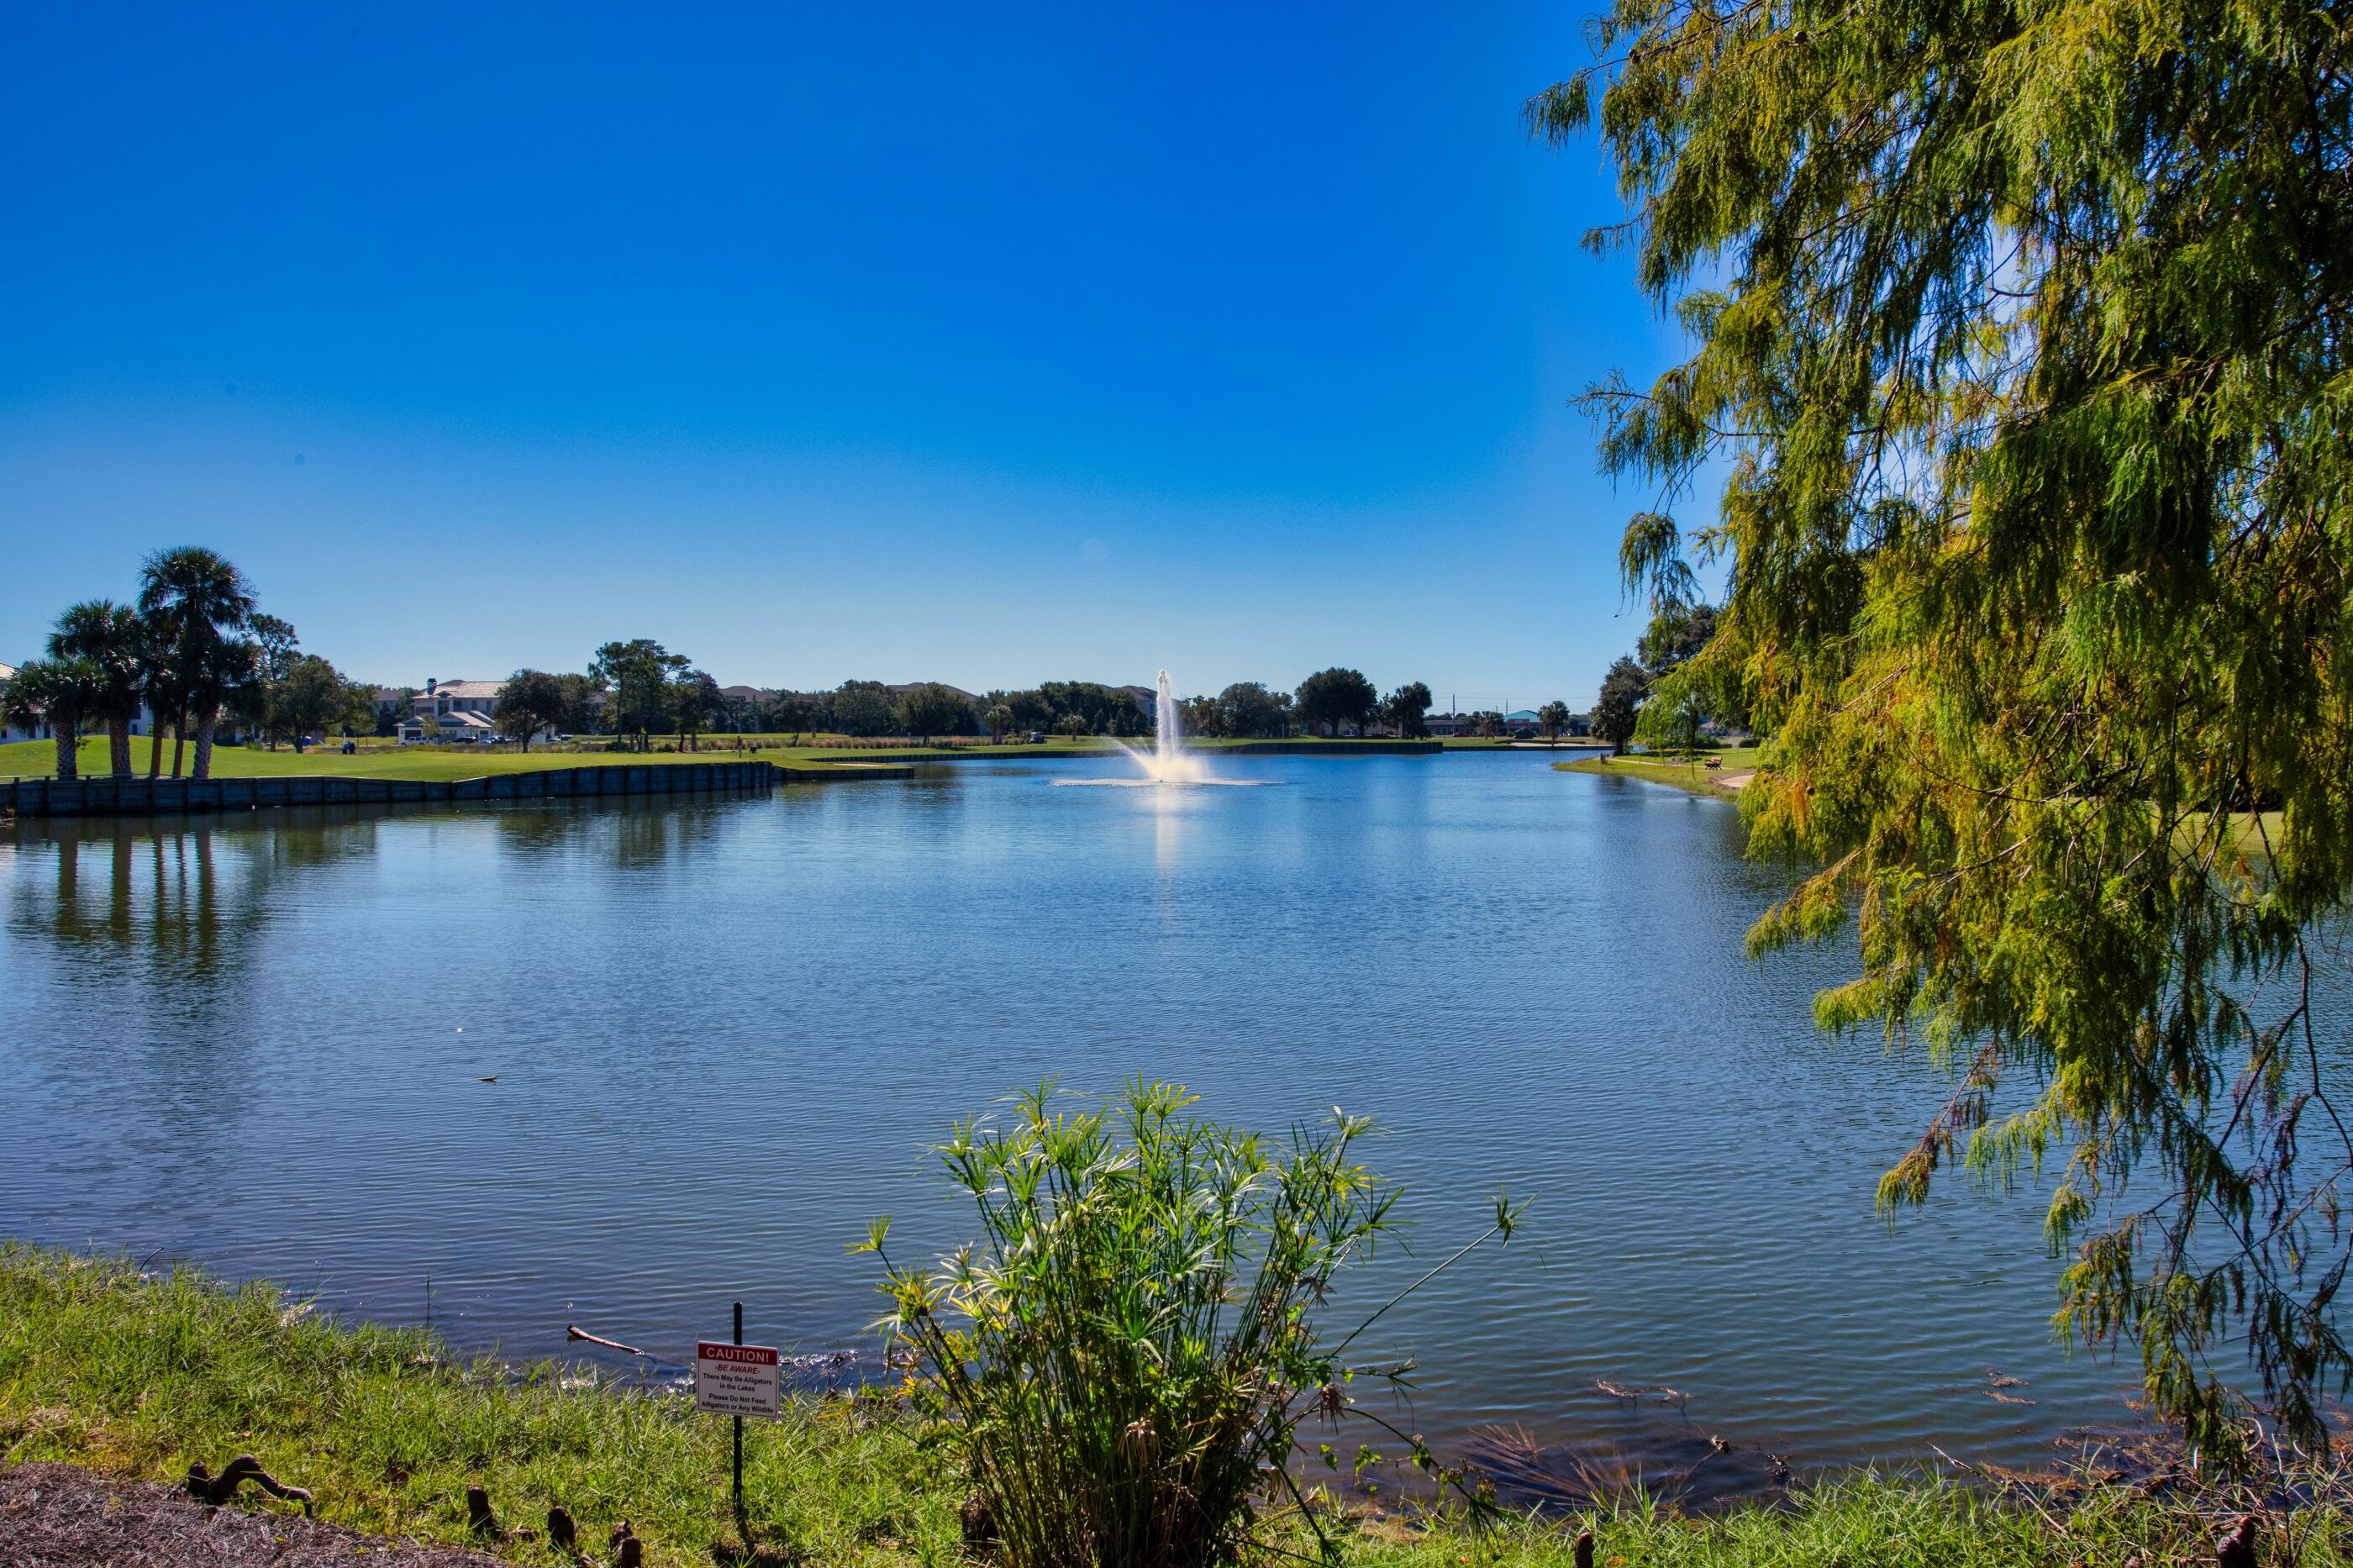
[861,1081,1525,1568]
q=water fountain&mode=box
[1134,669,1206,784]
[1055,670,1261,787]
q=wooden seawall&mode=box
[0,760,811,818]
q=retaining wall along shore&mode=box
[0,760,819,818]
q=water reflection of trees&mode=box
[489,795,736,871]
[4,809,383,993]
[5,796,752,976]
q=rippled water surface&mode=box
[1,754,2155,1477]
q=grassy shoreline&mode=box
[1553,748,1759,802]
[3,1244,2336,1565]
[1,734,1455,783]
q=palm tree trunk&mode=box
[54,725,78,781]
[193,712,218,780]
[147,720,165,780]
[109,719,132,778]
[171,720,187,778]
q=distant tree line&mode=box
[489,664,1461,747]
[8,597,1484,766]
[3,548,373,781]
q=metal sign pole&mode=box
[732,1300,746,1539]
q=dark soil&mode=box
[0,1464,502,1567]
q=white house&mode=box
[397,677,505,743]
[414,678,503,718]
[394,676,582,745]
[397,708,500,743]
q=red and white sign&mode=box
[694,1341,782,1418]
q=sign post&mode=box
[695,1304,780,1541]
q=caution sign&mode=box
[694,1340,781,1418]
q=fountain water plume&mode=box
[1129,669,1207,783]
[1056,670,1264,787]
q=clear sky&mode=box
[2,3,1698,708]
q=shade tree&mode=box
[831,681,898,739]
[269,656,373,748]
[1537,0,2353,1452]
[898,682,974,744]
[1382,681,1434,739]
[494,670,574,751]
[1591,658,1648,755]
[671,670,724,750]
[1216,681,1284,739]
[1293,667,1377,737]
[589,639,687,750]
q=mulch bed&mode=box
[0,1463,503,1567]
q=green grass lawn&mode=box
[1554,746,1761,800]
[1,1244,2332,1568]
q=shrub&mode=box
[862,1081,1521,1568]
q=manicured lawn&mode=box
[1555,746,1761,800]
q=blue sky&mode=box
[2,3,1698,708]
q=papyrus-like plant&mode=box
[861,1081,1522,1568]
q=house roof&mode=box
[427,680,504,699]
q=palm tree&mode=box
[1537,700,1571,746]
[138,547,256,780]
[48,601,147,778]
[3,658,100,781]
[185,635,261,778]
[985,703,1013,744]
[136,605,180,780]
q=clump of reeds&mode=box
[862,1079,1522,1568]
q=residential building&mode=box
[413,678,503,719]
[397,708,499,744]
[400,677,512,744]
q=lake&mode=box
[0,751,2152,1494]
